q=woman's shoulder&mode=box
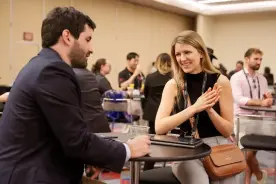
[163,79,178,95]
[166,78,177,86]
[216,74,231,88]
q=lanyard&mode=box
[243,69,260,99]
[183,73,207,137]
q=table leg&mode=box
[274,153,276,184]
[236,117,240,147]
[130,161,141,184]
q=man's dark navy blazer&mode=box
[0,48,126,184]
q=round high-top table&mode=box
[237,108,276,184]
[97,133,211,184]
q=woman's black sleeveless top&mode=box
[174,72,222,138]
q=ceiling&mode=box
[195,0,273,5]
[124,0,276,16]
[123,0,197,16]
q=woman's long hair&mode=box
[171,30,220,102]
[155,53,172,75]
[91,58,107,73]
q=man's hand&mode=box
[120,82,129,90]
[133,65,142,76]
[261,98,273,107]
[126,135,151,158]
[85,166,103,180]
[263,92,273,99]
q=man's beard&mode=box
[68,41,88,69]
[250,64,260,71]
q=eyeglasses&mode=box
[252,79,257,89]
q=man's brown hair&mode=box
[244,48,263,58]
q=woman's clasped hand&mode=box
[192,83,222,113]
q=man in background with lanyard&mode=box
[231,48,273,184]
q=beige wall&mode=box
[196,15,214,48]
[0,0,194,87]
[211,12,276,75]
[0,0,10,85]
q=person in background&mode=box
[0,92,9,113]
[143,53,172,134]
[231,48,272,184]
[74,65,112,179]
[156,30,235,183]
[149,61,157,74]
[207,47,217,63]
[142,53,172,171]
[91,58,112,95]
[0,7,150,184]
[229,60,244,79]
[0,85,11,103]
[0,86,11,112]
[263,66,274,86]
[207,47,230,78]
[219,63,229,78]
[73,67,111,133]
[118,52,145,91]
[0,92,9,103]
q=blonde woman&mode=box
[143,53,172,171]
[155,31,236,183]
